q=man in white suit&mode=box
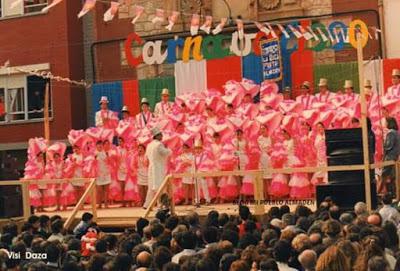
[143,127,172,209]
[154,88,173,117]
[315,78,336,103]
[135,98,154,129]
[296,81,316,110]
[386,69,400,98]
[95,96,117,128]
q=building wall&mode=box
[0,1,85,144]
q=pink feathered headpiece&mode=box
[240,78,260,98]
[85,127,114,142]
[260,81,279,97]
[28,137,48,158]
[222,81,245,107]
[47,142,67,160]
[68,130,89,148]
[256,111,283,136]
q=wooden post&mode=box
[90,179,97,221]
[21,182,31,220]
[167,177,175,215]
[144,175,171,218]
[356,32,372,211]
[44,83,50,142]
[254,172,265,215]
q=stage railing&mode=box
[0,178,96,230]
[143,160,400,218]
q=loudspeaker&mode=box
[316,182,377,210]
[325,128,375,184]
[0,193,23,218]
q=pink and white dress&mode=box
[288,157,312,199]
[296,94,316,110]
[232,138,248,171]
[24,159,45,207]
[117,146,128,182]
[71,153,84,187]
[178,152,195,185]
[136,154,149,186]
[124,153,141,203]
[269,143,290,198]
[311,133,328,184]
[135,111,153,129]
[95,151,111,186]
[258,135,272,179]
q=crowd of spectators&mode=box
[1,194,400,271]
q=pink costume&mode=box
[194,151,214,203]
[385,83,400,98]
[95,150,112,186]
[154,101,173,117]
[108,147,122,201]
[296,94,316,110]
[241,145,260,196]
[236,102,258,120]
[269,142,290,197]
[232,138,248,171]
[135,111,153,129]
[178,152,195,185]
[116,146,128,182]
[218,143,239,200]
[314,91,336,103]
[311,133,328,184]
[343,92,360,105]
[258,135,272,179]
[95,109,118,129]
[70,153,85,187]
[288,157,312,199]
[24,158,45,207]
[124,153,141,203]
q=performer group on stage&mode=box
[23,69,400,210]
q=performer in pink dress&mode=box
[257,125,272,199]
[194,140,211,205]
[116,137,129,206]
[95,140,111,209]
[296,81,316,110]
[269,136,289,198]
[385,69,400,98]
[95,96,118,129]
[311,122,328,185]
[135,98,154,129]
[314,78,336,103]
[136,144,149,206]
[70,145,85,201]
[177,143,195,205]
[343,80,360,104]
[24,147,46,212]
[154,88,174,117]
[233,129,248,198]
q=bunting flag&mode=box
[190,14,200,36]
[103,1,120,22]
[78,0,97,18]
[200,16,213,34]
[288,25,302,39]
[166,11,179,31]
[42,0,63,12]
[368,29,373,39]
[212,18,227,35]
[10,0,23,9]
[298,25,313,40]
[151,9,165,24]
[315,27,327,42]
[277,24,290,39]
[266,23,277,38]
[236,19,244,40]
[255,22,270,36]
[131,5,144,24]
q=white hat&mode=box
[344,80,353,89]
[121,105,129,112]
[318,78,328,87]
[364,79,372,88]
[151,127,161,136]
[301,81,311,89]
[161,88,169,96]
[194,139,203,148]
[99,96,109,104]
[393,69,400,77]
[141,98,149,105]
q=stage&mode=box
[35,200,317,229]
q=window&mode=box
[1,0,48,17]
[24,0,48,14]
[0,74,52,123]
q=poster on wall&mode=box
[261,38,283,81]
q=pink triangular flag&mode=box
[42,0,63,12]
[212,18,227,35]
[266,23,277,38]
[131,5,144,24]
[78,0,96,18]
[200,15,213,34]
[288,25,302,39]
[151,9,165,24]
[166,11,179,31]
[277,24,290,39]
[255,22,270,36]
[103,1,120,22]
[190,14,200,36]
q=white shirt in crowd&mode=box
[277,262,298,271]
[171,249,197,264]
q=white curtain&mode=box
[384,0,400,58]
[174,60,207,96]
[364,59,384,95]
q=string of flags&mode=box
[12,0,381,42]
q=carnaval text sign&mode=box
[124,19,372,68]
[261,39,282,81]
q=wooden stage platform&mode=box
[35,200,317,229]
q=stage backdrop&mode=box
[138,77,176,110]
[313,62,359,93]
[92,81,123,119]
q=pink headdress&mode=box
[222,81,245,107]
[68,130,89,148]
[256,111,284,136]
[260,81,279,97]
[28,137,48,159]
[47,142,67,160]
[240,78,260,98]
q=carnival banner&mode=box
[261,39,282,81]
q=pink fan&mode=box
[68,130,89,148]
[228,115,246,130]
[163,132,182,150]
[279,100,302,114]
[261,93,284,110]
[281,114,299,136]
[260,81,279,97]
[256,111,283,136]
[240,78,260,98]
[115,121,134,138]
[318,110,335,128]
[28,137,48,158]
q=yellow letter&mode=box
[349,19,369,49]
[182,36,203,62]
